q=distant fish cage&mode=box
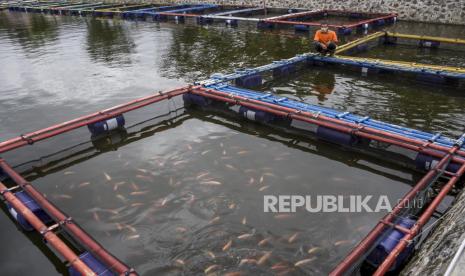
[6,1,396,35]
[1,2,465,276]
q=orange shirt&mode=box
[314,30,338,45]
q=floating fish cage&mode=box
[186,59,465,275]
[5,1,395,32]
[309,32,465,87]
[263,10,397,35]
[1,45,465,274]
[1,2,465,276]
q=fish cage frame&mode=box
[1,44,465,274]
[1,3,465,275]
[263,9,398,35]
[5,2,394,32]
[309,31,465,87]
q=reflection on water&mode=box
[264,66,465,138]
[0,11,59,52]
[312,71,336,102]
[86,18,135,66]
[160,26,312,81]
[0,10,464,275]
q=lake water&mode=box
[0,10,464,275]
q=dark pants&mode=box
[315,42,337,55]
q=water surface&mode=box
[0,10,464,275]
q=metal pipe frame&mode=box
[0,180,96,276]
[1,82,463,275]
[264,9,397,29]
[187,86,465,275]
[0,159,137,276]
[0,86,190,154]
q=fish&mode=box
[175,259,185,266]
[116,223,123,231]
[294,257,316,267]
[187,194,195,205]
[127,234,140,240]
[257,251,272,265]
[161,198,168,206]
[137,168,148,173]
[130,191,148,196]
[205,251,216,259]
[187,144,192,150]
[104,172,112,181]
[222,240,232,251]
[271,262,288,270]
[356,225,368,232]
[225,164,237,170]
[307,247,322,255]
[249,178,255,185]
[259,185,270,192]
[116,194,127,202]
[104,209,119,215]
[258,237,271,247]
[64,171,75,175]
[201,150,211,155]
[288,233,299,243]
[237,233,253,240]
[224,272,243,276]
[259,176,264,183]
[93,212,100,222]
[196,172,210,180]
[284,175,299,181]
[274,214,294,220]
[78,182,91,188]
[237,151,249,155]
[334,240,352,246]
[125,224,137,233]
[222,150,226,155]
[200,180,222,186]
[241,216,247,225]
[176,227,187,233]
[130,182,139,191]
[239,259,257,266]
[209,216,221,224]
[53,194,72,200]
[113,181,126,191]
[221,156,233,160]
[131,202,144,207]
[228,203,236,209]
[204,264,220,274]
[276,269,295,275]
[173,160,188,166]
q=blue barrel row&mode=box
[3,189,115,275]
[125,4,218,19]
[206,84,465,150]
[121,4,191,18]
[310,56,465,80]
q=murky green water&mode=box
[0,10,464,276]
